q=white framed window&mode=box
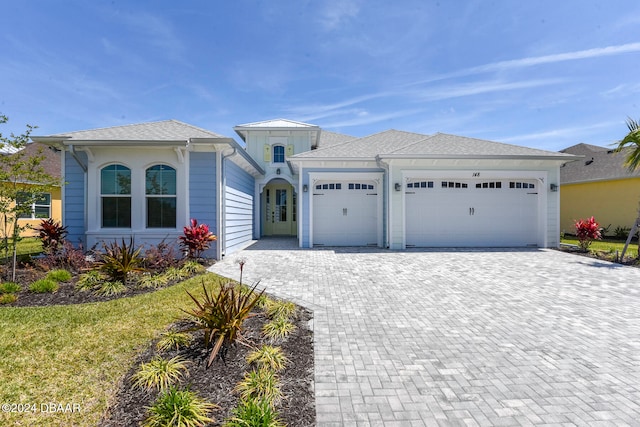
[17,192,51,219]
[146,164,176,228]
[273,145,285,163]
[101,164,131,228]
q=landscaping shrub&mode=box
[262,317,296,343]
[36,241,89,272]
[264,300,297,320]
[46,269,72,282]
[179,219,216,259]
[138,273,169,289]
[76,270,106,292]
[574,216,602,251]
[131,356,189,392]
[142,386,217,427]
[156,331,192,352]
[36,218,68,255]
[143,240,181,271]
[97,239,145,284]
[180,260,206,275]
[163,267,190,282]
[235,368,282,406]
[94,281,126,296]
[183,281,264,367]
[225,398,284,427]
[0,293,17,304]
[29,278,59,293]
[0,281,21,293]
[246,345,288,372]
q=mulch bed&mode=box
[1,265,315,426]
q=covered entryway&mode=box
[405,178,539,247]
[262,180,297,236]
[312,178,380,246]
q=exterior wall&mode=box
[189,151,217,258]
[17,185,62,238]
[560,177,640,236]
[63,150,87,247]
[385,159,561,249]
[84,146,187,251]
[299,165,386,247]
[243,130,312,180]
[223,160,255,256]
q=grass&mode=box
[0,273,228,427]
[0,237,43,259]
[561,236,639,258]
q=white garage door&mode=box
[405,179,539,247]
[313,180,378,246]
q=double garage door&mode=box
[312,180,379,246]
[405,178,539,247]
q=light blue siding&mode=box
[189,152,217,258]
[224,161,254,255]
[64,151,86,248]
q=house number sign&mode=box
[472,172,480,177]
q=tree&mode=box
[614,117,640,261]
[0,114,59,280]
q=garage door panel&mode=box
[405,179,538,247]
[313,181,378,246]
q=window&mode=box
[509,181,535,189]
[475,182,502,189]
[315,183,342,190]
[101,164,131,228]
[441,181,468,188]
[17,192,51,219]
[273,145,285,163]
[407,181,434,188]
[348,183,374,190]
[146,165,176,228]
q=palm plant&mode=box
[96,239,146,284]
[614,117,640,259]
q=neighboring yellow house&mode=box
[1,143,62,238]
[560,143,640,236]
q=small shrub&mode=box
[180,260,205,275]
[235,368,282,406]
[46,269,72,282]
[262,317,296,342]
[574,216,602,251]
[138,273,169,289]
[94,281,126,296]
[0,293,17,304]
[29,278,59,293]
[0,282,21,294]
[131,356,189,392]
[225,398,284,427]
[157,331,192,352]
[36,218,68,255]
[163,267,190,283]
[97,239,145,284]
[76,270,105,291]
[179,219,217,259]
[143,240,181,271]
[265,300,297,320]
[614,225,633,240]
[143,386,217,427]
[246,345,288,372]
[183,281,264,367]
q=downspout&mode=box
[219,148,238,259]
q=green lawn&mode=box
[561,237,639,259]
[0,273,228,427]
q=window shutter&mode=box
[263,144,271,162]
[286,144,295,157]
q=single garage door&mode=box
[405,178,539,247]
[313,180,378,246]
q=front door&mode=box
[263,183,297,236]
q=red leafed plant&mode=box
[574,216,602,252]
[179,219,217,259]
[36,218,68,255]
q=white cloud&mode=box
[415,79,565,101]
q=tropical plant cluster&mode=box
[121,261,304,427]
[574,216,602,252]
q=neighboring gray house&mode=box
[33,119,576,258]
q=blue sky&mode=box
[1,1,639,151]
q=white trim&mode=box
[216,151,223,259]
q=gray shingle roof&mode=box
[235,118,318,128]
[560,143,640,184]
[293,129,429,158]
[316,130,356,149]
[50,120,225,141]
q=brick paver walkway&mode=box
[209,239,640,426]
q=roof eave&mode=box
[378,154,582,161]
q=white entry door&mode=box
[312,180,378,246]
[405,179,539,247]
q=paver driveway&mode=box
[209,239,640,426]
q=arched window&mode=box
[101,164,131,228]
[273,145,285,163]
[146,164,176,228]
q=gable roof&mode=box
[316,130,356,149]
[291,129,576,161]
[43,119,225,142]
[560,143,640,184]
[235,118,318,129]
